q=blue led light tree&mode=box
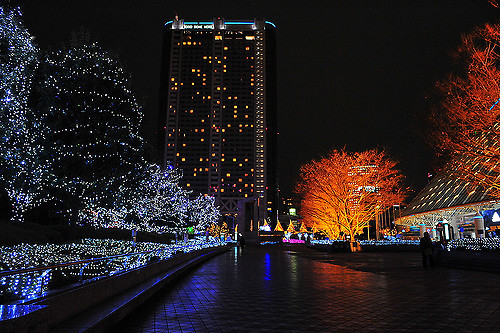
[131,164,190,231]
[30,28,145,224]
[0,7,47,221]
[0,8,221,231]
[188,194,221,232]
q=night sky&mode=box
[11,0,500,200]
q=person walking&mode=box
[419,231,434,268]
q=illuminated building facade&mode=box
[396,164,500,240]
[158,18,278,233]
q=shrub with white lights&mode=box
[0,238,226,300]
[446,238,500,251]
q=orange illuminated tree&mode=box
[432,23,500,197]
[296,149,405,242]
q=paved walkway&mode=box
[115,244,500,332]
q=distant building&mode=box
[157,18,278,234]
[279,197,300,231]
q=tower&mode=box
[158,18,277,235]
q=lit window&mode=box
[215,35,222,40]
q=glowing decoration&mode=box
[493,212,500,222]
[129,164,190,231]
[259,220,271,231]
[208,222,229,238]
[0,7,221,230]
[445,238,500,251]
[283,239,305,244]
[187,194,220,232]
[259,225,271,232]
[312,239,420,246]
[0,237,226,301]
[0,7,45,221]
[431,23,500,198]
[32,29,145,224]
[296,149,405,241]
[274,220,284,232]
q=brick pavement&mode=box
[115,244,500,332]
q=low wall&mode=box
[0,245,229,332]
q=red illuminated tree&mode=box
[432,23,500,196]
[296,149,405,242]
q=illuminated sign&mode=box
[493,211,500,222]
[184,24,214,29]
[289,208,296,216]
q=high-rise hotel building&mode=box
[157,18,278,233]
